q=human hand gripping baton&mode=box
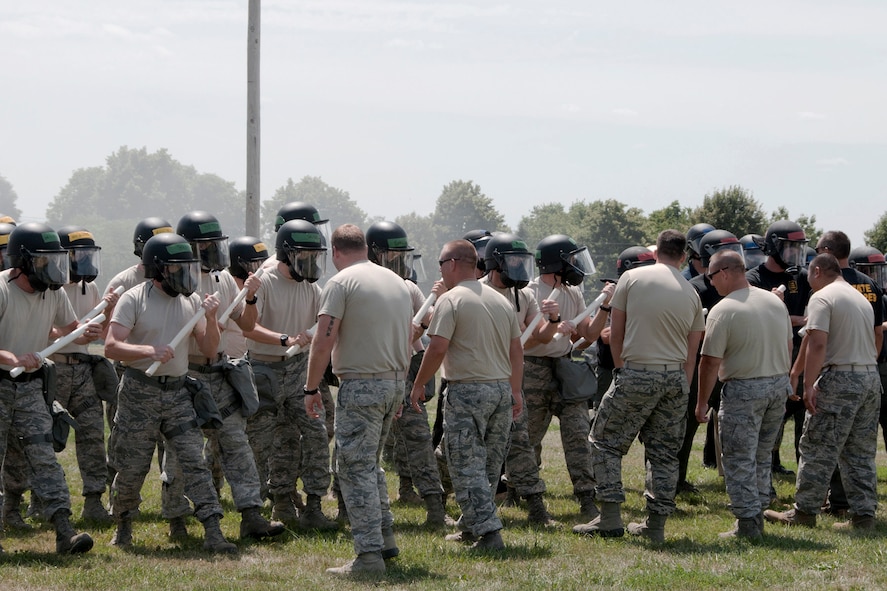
[285,323,317,358]
[78,285,125,323]
[555,292,606,344]
[145,291,220,376]
[520,287,561,346]
[10,313,107,378]
[412,293,437,326]
[218,267,264,324]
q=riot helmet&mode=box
[616,246,656,277]
[58,226,102,289]
[276,219,327,283]
[7,222,70,292]
[133,217,174,258]
[698,230,744,268]
[484,233,535,289]
[366,221,415,280]
[176,211,230,273]
[762,220,808,272]
[463,229,493,274]
[274,201,331,246]
[229,236,270,281]
[686,223,715,257]
[739,234,766,270]
[142,233,200,297]
[804,246,817,268]
[850,246,887,290]
[0,222,15,271]
[534,234,595,286]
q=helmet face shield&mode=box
[704,242,746,268]
[776,239,807,271]
[287,248,327,283]
[161,261,200,296]
[858,264,887,290]
[499,252,535,288]
[193,238,230,272]
[315,220,331,248]
[380,249,415,280]
[32,251,70,290]
[412,254,427,282]
[743,249,766,269]
[565,247,595,276]
[70,247,101,281]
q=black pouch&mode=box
[553,354,598,401]
[184,376,224,429]
[222,357,260,418]
[251,363,280,412]
[89,355,120,403]
[50,400,79,453]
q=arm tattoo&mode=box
[325,317,335,337]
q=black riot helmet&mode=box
[366,221,415,280]
[0,222,15,271]
[58,225,102,288]
[534,234,595,286]
[850,246,887,290]
[142,233,201,297]
[276,219,327,283]
[616,246,656,277]
[7,222,70,292]
[133,217,174,258]
[698,230,744,268]
[228,236,270,281]
[740,234,766,270]
[176,211,230,273]
[484,233,535,289]
[275,201,331,245]
[686,223,715,257]
[463,229,493,274]
[762,220,808,272]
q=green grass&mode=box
[4,396,887,591]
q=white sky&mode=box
[2,1,886,244]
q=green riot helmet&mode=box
[698,230,744,268]
[739,234,766,270]
[366,221,415,280]
[762,220,808,273]
[276,219,327,283]
[616,246,656,277]
[58,225,102,289]
[176,211,230,273]
[463,229,493,274]
[484,233,535,289]
[7,223,70,292]
[850,246,887,290]
[132,217,174,258]
[228,236,270,281]
[142,233,201,297]
[274,201,331,246]
[534,234,595,286]
[0,222,15,271]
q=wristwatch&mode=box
[280,334,289,347]
[548,315,561,323]
[303,384,320,395]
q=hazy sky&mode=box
[2,1,886,244]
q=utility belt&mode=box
[825,364,877,374]
[250,351,305,369]
[446,378,507,385]
[525,354,570,369]
[48,352,94,365]
[0,368,44,383]
[124,367,187,391]
[338,370,405,381]
[188,353,226,374]
[623,362,683,372]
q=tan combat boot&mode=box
[572,501,624,538]
[627,512,668,543]
[239,506,285,539]
[326,551,386,577]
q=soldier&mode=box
[242,219,337,531]
[367,221,446,528]
[765,254,881,530]
[161,212,284,541]
[682,223,715,280]
[104,232,236,553]
[574,229,704,543]
[105,217,175,296]
[410,239,524,551]
[304,224,413,577]
[0,222,98,554]
[695,250,793,539]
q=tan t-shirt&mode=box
[523,280,584,358]
[58,281,101,355]
[701,286,792,380]
[188,270,243,357]
[429,280,521,382]
[610,263,705,365]
[806,279,877,366]
[318,260,412,374]
[105,264,146,296]
[0,270,77,371]
[110,282,205,377]
[481,278,539,331]
[248,265,320,357]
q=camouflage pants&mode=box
[163,369,263,512]
[590,367,688,515]
[334,378,401,555]
[55,361,107,496]
[0,378,71,519]
[246,407,277,502]
[795,370,881,517]
[523,358,593,495]
[1,430,29,496]
[718,375,789,518]
[110,373,222,521]
[503,401,545,496]
[444,381,512,537]
[387,375,442,497]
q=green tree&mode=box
[644,200,692,244]
[691,185,768,237]
[517,203,571,249]
[864,212,887,253]
[571,199,648,280]
[0,174,23,221]
[261,176,368,241]
[429,180,508,244]
[769,207,821,245]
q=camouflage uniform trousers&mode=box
[110,373,222,522]
[503,398,546,497]
[2,430,29,497]
[523,358,593,496]
[387,376,442,497]
[54,360,107,496]
[794,369,882,517]
[334,378,401,555]
[444,381,513,537]
[718,375,789,519]
[0,378,71,520]
[258,354,331,499]
[590,366,688,515]
[162,369,263,513]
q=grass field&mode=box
[3,394,887,591]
